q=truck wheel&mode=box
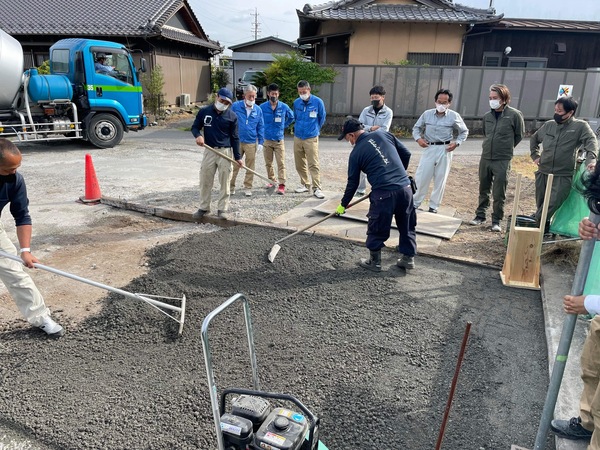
[87,113,124,148]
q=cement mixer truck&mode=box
[0,29,147,148]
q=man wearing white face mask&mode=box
[469,84,524,232]
[293,80,326,199]
[191,88,242,220]
[230,85,265,197]
[412,89,469,213]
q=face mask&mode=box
[214,101,229,112]
[269,96,278,103]
[371,99,381,108]
[554,112,568,124]
[489,99,501,110]
[300,93,310,101]
[435,103,447,113]
[245,99,255,108]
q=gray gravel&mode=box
[1,224,553,449]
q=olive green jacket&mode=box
[481,105,525,160]
[530,117,598,176]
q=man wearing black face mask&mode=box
[356,85,394,196]
[530,96,597,230]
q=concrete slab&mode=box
[312,198,462,240]
[270,192,443,253]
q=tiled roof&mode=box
[498,18,600,31]
[299,0,501,24]
[0,0,220,49]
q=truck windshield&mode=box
[242,72,260,82]
[93,51,134,85]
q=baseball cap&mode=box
[337,118,363,140]
[217,88,234,104]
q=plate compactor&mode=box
[202,294,328,450]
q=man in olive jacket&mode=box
[530,96,598,230]
[470,84,524,232]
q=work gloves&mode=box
[336,204,346,215]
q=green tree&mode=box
[211,66,230,92]
[142,65,166,116]
[262,52,337,106]
[37,60,50,75]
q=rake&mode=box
[0,250,186,334]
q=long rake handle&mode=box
[275,193,370,246]
[203,144,273,184]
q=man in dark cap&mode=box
[191,87,243,220]
[336,118,417,272]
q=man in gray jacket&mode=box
[530,96,597,230]
[469,84,524,232]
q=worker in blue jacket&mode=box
[260,83,294,195]
[336,118,417,273]
[293,80,326,199]
[230,85,265,197]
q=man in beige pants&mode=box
[0,138,64,336]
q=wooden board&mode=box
[313,198,462,240]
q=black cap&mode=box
[337,118,363,140]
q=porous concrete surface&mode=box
[1,225,553,449]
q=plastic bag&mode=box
[549,164,590,237]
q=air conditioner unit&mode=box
[179,93,191,107]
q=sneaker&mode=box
[550,417,593,440]
[277,184,285,195]
[355,190,365,197]
[469,216,485,226]
[265,183,274,189]
[313,189,325,199]
[217,210,231,220]
[244,190,252,197]
[428,207,437,214]
[491,222,501,232]
[192,209,208,219]
[230,189,236,195]
[397,255,415,270]
[295,185,309,193]
[38,316,65,337]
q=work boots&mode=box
[397,254,415,270]
[359,250,382,272]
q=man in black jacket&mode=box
[336,118,417,272]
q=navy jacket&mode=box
[191,104,241,160]
[341,131,411,207]
[0,173,32,226]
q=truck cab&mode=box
[50,38,147,147]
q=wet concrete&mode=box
[0,225,553,449]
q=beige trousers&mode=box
[580,316,600,449]
[0,222,49,327]
[263,139,286,185]
[199,146,233,212]
[231,143,257,190]
[293,136,321,190]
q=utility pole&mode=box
[251,8,261,40]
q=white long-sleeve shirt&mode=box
[584,295,600,315]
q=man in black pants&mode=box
[336,118,417,272]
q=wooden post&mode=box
[500,174,553,290]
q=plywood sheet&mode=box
[313,198,462,240]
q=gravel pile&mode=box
[0,225,553,449]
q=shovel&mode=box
[203,144,277,195]
[268,193,370,263]
[0,250,187,335]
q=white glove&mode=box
[257,144,264,152]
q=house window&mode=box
[51,49,70,73]
[507,57,547,68]
[407,52,460,66]
[483,52,502,67]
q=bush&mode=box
[262,52,337,106]
[37,60,50,75]
[142,65,166,117]
[211,67,230,93]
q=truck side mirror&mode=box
[140,58,147,73]
[238,78,242,82]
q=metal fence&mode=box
[317,65,600,121]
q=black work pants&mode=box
[365,185,417,256]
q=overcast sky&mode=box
[189,0,600,50]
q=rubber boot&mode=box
[397,254,415,270]
[359,250,382,272]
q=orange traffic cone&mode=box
[79,153,102,203]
